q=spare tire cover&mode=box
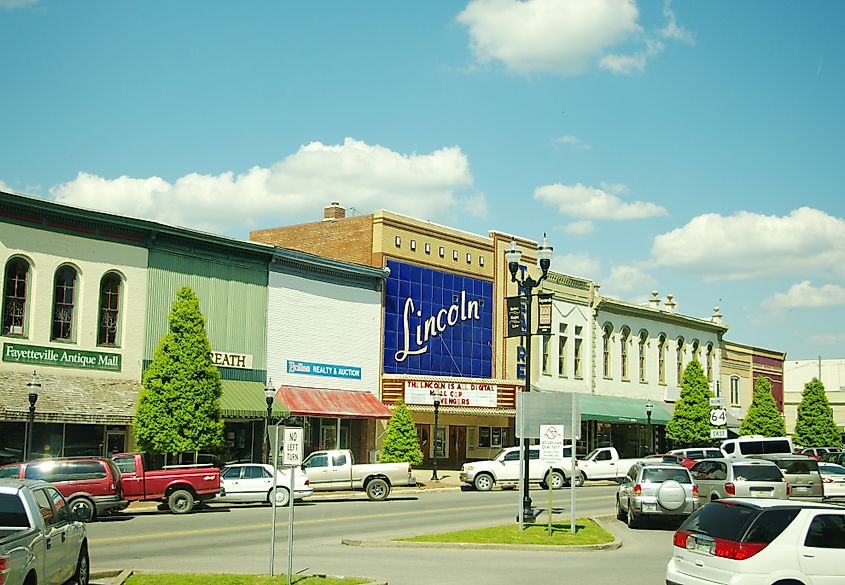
[657,480,686,510]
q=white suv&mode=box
[459,445,578,491]
[666,498,845,584]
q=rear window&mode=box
[642,468,691,484]
[680,502,760,541]
[738,440,791,455]
[0,465,21,479]
[67,461,107,480]
[733,464,784,482]
[0,493,29,527]
[776,459,820,475]
[743,508,800,544]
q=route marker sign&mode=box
[709,396,726,407]
[709,409,727,426]
[710,428,728,439]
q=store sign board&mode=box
[384,260,492,377]
[3,342,121,372]
[404,380,497,408]
[211,351,253,370]
[287,359,362,380]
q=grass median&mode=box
[125,575,369,584]
[396,518,614,546]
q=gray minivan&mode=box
[690,458,788,501]
[747,453,824,502]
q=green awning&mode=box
[219,380,290,419]
[580,394,672,425]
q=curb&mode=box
[91,569,387,585]
[340,516,622,553]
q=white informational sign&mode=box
[283,427,304,466]
[404,380,497,408]
[709,396,726,407]
[710,428,728,439]
[539,424,565,464]
[710,409,727,426]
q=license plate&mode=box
[642,502,657,512]
[750,486,773,493]
[793,486,808,493]
[687,535,714,554]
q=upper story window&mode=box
[638,330,648,383]
[658,334,667,385]
[3,257,30,337]
[542,335,551,375]
[706,343,715,382]
[98,272,122,346]
[602,324,613,378]
[410,239,416,251]
[691,339,700,364]
[394,236,401,248]
[730,376,740,405]
[574,325,584,378]
[51,265,78,341]
[453,250,459,261]
[424,243,431,254]
[676,337,685,384]
[558,323,568,378]
[466,253,472,264]
[439,246,445,258]
[479,256,485,267]
[620,327,630,380]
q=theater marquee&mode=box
[404,379,498,408]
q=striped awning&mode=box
[220,380,290,419]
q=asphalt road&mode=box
[87,485,678,585]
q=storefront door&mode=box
[106,432,126,456]
[449,426,467,468]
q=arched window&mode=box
[98,272,122,346]
[658,334,667,384]
[691,339,700,363]
[676,337,685,383]
[620,327,630,380]
[52,265,77,341]
[3,257,30,336]
[706,343,715,383]
[602,324,613,378]
[730,375,740,405]
[638,330,648,383]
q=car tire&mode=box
[627,500,640,529]
[366,478,390,501]
[269,487,290,507]
[616,496,625,521]
[69,497,97,522]
[473,473,494,492]
[575,472,586,487]
[547,471,566,490]
[73,543,90,585]
[167,489,195,514]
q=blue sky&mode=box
[2,1,843,361]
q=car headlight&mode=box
[464,465,475,472]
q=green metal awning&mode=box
[580,394,672,425]
[219,380,290,419]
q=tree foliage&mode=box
[379,400,424,466]
[794,378,841,447]
[134,286,225,455]
[666,360,715,447]
[739,376,786,437]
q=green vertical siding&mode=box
[145,248,269,380]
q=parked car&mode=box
[747,453,824,502]
[459,445,578,491]
[299,449,415,501]
[615,460,699,528]
[112,452,221,514]
[818,451,845,466]
[818,462,845,498]
[669,448,724,465]
[799,447,841,459]
[645,453,696,469]
[218,463,313,506]
[690,458,789,501]
[666,498,845,584]
[0,457,128,521]
[577,447,640,482]
[720,436,794,458]
[0,478,91,585]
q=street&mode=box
[87,485,678,584]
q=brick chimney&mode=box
[323,201,346,221]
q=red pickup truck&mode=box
[112,452,221,514]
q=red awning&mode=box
[276,386,393,419]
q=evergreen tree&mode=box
[739,376,786,437]
[666,360,714,447]
[379,400,424,466]
[134,286,225,455]
[794,378,841,447]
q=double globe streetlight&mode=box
[505,235,553,523]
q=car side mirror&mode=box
[615,477,627,485]
[72,506,93,523]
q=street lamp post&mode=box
[505,235,553,524]
[431,398,441,481]
[26,371,40,462]
[264,378,275,464]
[645,401,654,454]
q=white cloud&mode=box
[659,0,695,44]
[0,0,38,8]
[552,135,592,150]
[563,220,595,235]
[600,264,658,299]
[49,138,480,235]
[806,334,845,346]
[763,281,845,310]
[457,0,641,75]
[599,38,664,75]
[534,182,668,220]
[551,253,601,280]
[651,208,845,282]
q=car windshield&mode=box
[642,468,691,484]
[820,464,845,476]
[733,465,783,482]
[582,449,599,460]
[491,449,507,461]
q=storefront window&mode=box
[478,426,509,448]
[0,422,25,465]
[30,423,63,460]
[63,424,104,457]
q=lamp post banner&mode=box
[536,294,553,335]
[506,296,523,338]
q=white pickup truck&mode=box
[299,449,416,501]
[459,445,582,491]
[0,478,92,585]
[576,447,640,482]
